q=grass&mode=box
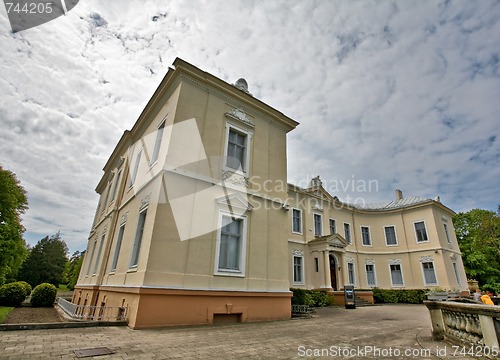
[0,306,14,323]
[57,284,69,292]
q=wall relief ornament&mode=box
[225,108,254,127]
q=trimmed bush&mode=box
[16,281,32,298]
[372,288,427,304]
[0,282,28,306]
[30,283,57,307]
[291,288,333,307]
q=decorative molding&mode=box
[450,253,457,260]
[292,249,304,256]
[221,170,250,187]
[140,193,151,210]
[346,257,354,263]
[420,256,434,263]
[311,201,323,211]
[225,108,254,127]
[216,193,253,212]
[388,258,402,265]
[365,259,375,265]
[120,212,129,225]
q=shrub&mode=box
[373,288,427,304]
[30,283,57,307]
[0,282,28,306]
[16,281,32,298]
[290,288,333,307]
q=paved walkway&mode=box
[0,304,475,359]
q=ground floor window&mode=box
[365,264,376,287]
[422,261,437,285]
[390,264,404,286]
[347,262,355,285]
[452,262,461,285]
[293,256,304,284]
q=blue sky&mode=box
[1,0,499,253]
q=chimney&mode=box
[395,189,403,200]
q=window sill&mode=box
[214,270,245,278]
[127,267,138,273]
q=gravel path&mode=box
[3,307,63,324]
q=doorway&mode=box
[329,255,338,290]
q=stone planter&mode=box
[426,292,448,301]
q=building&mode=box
[74,58,468,329]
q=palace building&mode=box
[74,58,468,329]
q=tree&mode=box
[18,233,68,287]
[453,208,500,293]
[62,251,83,290]
[0,166,28,285]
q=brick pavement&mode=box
[0,304,475,359]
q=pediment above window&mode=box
[216,193,253,212]
[225,108,254,128]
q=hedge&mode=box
[372,288,427,304]
[291,288,333,307]
[0,282,29,307]
[30,283,57,307]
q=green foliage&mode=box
[0,282,28,306]
[16,281,32,297]
[18,233,68,287]
[372,289,427,304]
[0,166,28,285]
[62,251,83,290]
[30,283,57,307]
[0,306,14,323]
[453,208,500,292]
[290,288,333,307]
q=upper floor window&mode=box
[129,149,142,187]
[110,223,125,272]
[314,214,322,236]
[384,226,398,246]
[443,223,451,244]
[344,223,351,244]
[224,123,253,175]
[361,226,371,246]
[129,209,147,268]
[292,208,302,234]
[414,221,429,243]
[92,232,106,275]
[110,170,122,203]
[329,219,336,234]
[150,121,165,165]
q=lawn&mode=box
[0,306,14,323]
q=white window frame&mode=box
[313,213,323,236]
[414,220,429,243]
[365,263,377,287]
[150,120,166,166]
[129,148,142,187]
[214,211,247,277]
[361,226,372,246]
[389,263,405,287]
[129,208,148,269]
[344,222,352,244]
[101,181,111,213]
[223,123,253,175]
[329,218,336,235]
[292,255,305,284]
[86,238,97,275]
[347,262,355,285]
[92,232,106,275]
[110,169,122,203]
[110,223,126,273]
[421,261,438,286]
[452,262,461,285]
[384,225,398,246]
[444,223,451,244]
[291,208,302,234]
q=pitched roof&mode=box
[354,196,431,210]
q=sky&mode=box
[1,0,499,254]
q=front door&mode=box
[329,255,337,290]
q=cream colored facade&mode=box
[287,178,468,293]
[75,58,467,329]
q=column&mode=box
[323,250,332,289]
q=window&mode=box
[101,182,111,212]
[361,226,371,246]
[226,127,247,171]
[414,221,429,243]
[150,121,165,165]
[293,256,304,283]
[329,219,336,234]
[384,226,398,246]
[86,239,97,275]
[110,170,122,203]
[130,209,147,268]
[422,261,438,285]
[344,223,351,244]
[314,257,319,272]
[365,264,376,287]
[292,208,302,233]
[390,264,404,286]
[93,233,105,274]
[347,262,355,285]
[444,223,451,244]
[314,214,322,236]
[129,149,142,186]
[110,224,125,272]
[453,263,461,285]
[216,214,247,274]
